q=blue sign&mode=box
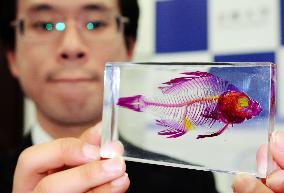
[214,52,275,63]
[156,0,208,53]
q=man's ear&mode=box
[126,37,136,59]
[6,50,19,78]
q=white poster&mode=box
[209,0,280,54]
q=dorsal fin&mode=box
[158,71,239,95]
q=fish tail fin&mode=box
[117,95,146,112]
[157,119,187,138]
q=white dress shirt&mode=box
[31,122,53,145]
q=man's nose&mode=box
[61,52,85,60]
[57,23,88,64]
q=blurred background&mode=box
[1,0,283,192]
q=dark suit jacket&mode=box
[0,134,218,193]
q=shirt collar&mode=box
[31,122,53,145]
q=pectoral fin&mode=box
[156,119,187,138]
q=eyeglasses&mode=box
[11,13,129,43]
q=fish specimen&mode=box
[117,71,262,139]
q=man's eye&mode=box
[31,22,55,31]
[86,21,107,30]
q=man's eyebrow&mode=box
[27,4,54,13]
[82,3,111,12]
[25,3,112,15]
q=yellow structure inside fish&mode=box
[183,117,194,131]
[238,97,249,108]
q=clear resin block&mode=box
[102,62,276,178]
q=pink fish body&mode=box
[117,72,262,139]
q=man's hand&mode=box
[232,131,284,193]
[12,123,130,193]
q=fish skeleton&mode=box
[117,71,262,139]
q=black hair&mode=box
[0,0,139,53]
[120,0,139,49]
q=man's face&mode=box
[8,0,133,127]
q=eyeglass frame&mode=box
[10,14,129,42]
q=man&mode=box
[0,0,219,192]
[0,0,284,193]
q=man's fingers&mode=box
[100,141,124,158]
[80,122,102,146]
[256,144,268,177]
[34,157,126,193]
[79,122,124,158]
[266,170,284,193]
[256,135,281,178]
[232,173,273,193]
[13,138,100,193]
[86,173,130,193]
[271,131,284,169]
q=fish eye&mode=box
[238,97,249,108]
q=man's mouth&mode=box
[49,77,95,83]
[47,71,99,83]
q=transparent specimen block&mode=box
[102,62,276,178]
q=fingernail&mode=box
[111,173,128,187]
[272,131,284,152]
[82,143,99,160]
[232,173,256,193]
[100,142,118,158]
[267,170,284,189]
[257,161,267,177]
[103,157,124,173]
